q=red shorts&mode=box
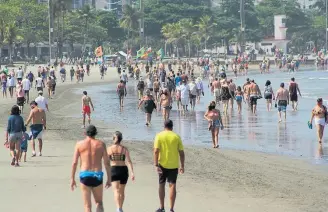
[83,106,91,115]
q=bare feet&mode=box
[10,158,15,166]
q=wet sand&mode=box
[81,67,328,162]
[0,66,328,212]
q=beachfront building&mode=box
[255,0,314,8]
[38,0,96,9]
[257,15,289,55]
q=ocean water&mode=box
[77,68,328,164]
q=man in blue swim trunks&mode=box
[275,83,289,123]
[25,101,46,157]
[71,125,111,212]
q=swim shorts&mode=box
[158,165,178,184]
[83,106,91,115]
[79,171,103,187]
[30,124,43,139]
[278,100,287,112]
[250,96,258,106]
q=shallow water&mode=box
[77,67,328,164]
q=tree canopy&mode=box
[0,0,326,57]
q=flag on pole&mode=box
[157,48,164,60]
[95,46,103,57]
[141,47,152,59]
[137,47,145,58]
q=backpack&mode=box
[137,81,145,90]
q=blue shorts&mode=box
[235,96,242,102]
[79,171,103,187]
[278,105,287,112]
[278,100,287,112]
[21,144,28,152]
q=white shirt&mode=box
[22,78,31,91]
[188,83,197,95]
[35,96,48,111]
[7,77,15,87]
[35,77,43,87]
[146,79,153,89]
[179,84,190,99]
[121,73,128,82]
[16,69,23,78]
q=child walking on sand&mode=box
[20,132,30,162]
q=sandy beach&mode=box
[1,66,328,212]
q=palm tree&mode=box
[4,22,22,63]
[310,0,326,14]
[161,22,182,58]
[191,34,202,57]
[196,15,217,50]
[50,0,72,60]
[120,4,142,49]
[77,5,95,55]
[180,18,195,58]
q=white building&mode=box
[258,15,289,54]
[255,0,314,9]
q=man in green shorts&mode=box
[154,119,185,212]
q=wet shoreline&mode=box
[75,67,328,164]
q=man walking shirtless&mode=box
[82,91,95,129]
[71,125,111,212]
[25,101,46,157]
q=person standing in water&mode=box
[289,77,302,111]
[160,88,172,121]
[228,79,236,109]
[235,86,245,114]
[309,98,328,144]
[264,80,274,112]
[71,125,111,212]
[138,89,156,126]
[137,77,145,101]
[188,79,197,111]
[117,80,127,108]
[211,78,221,105]
[82,91,95,129]
[247,80,262,115]
[195,77,204,103]
[204,101,224,148]
[220,79,232,115]
[178,80,190,114]
[25,101,46,157]
[107,131,135,212]
[275,83,289,123]
[154,119,185,212]
[153,78,160,102]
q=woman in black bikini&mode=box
[107,131,135,212]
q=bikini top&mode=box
[313,106,327,115]
[109,146,126,162]
[208,110,220,119]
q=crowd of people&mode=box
[2,55,328,212]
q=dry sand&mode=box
[0,66,327,212]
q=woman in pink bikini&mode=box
[204,101,224,148]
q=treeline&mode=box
[0,0,325,58]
